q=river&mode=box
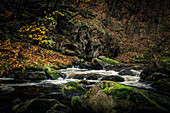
[0,66,152,113]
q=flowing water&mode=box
[0,66,152,113]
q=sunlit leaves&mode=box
[19,23,48,41]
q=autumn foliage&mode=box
[0,39,76,75]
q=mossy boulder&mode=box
[45,67,62,80]
[91,58,111,70]
[12,99,71,113]
[14,71,46,80]
[91,56,120,70]
[72,81,170,113]
[98,56,120,64]
[62,82,86,98]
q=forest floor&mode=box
[0,0,169,75]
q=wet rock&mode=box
[12,99,71,113]
[92,58,111,70]
[73,75,84,79]
[62,82,86,98]
[14,71,46,80]
[0,85,15,94]
[67,74,86,79]
[114,69,122,72]
[86,73,103,80]
[101,75,124,82]
[79,61,92,69]
[72,81,170,113]
[118,69,136,76]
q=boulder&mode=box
[91,58,111,70]
[0,85,15,94]
[118,69,136,76]
[67,74,86,79]
[101,75,124,82]
[14,71,46,80]
[62,82,86,98]
[72,81,170,113]
[12,99,71,113]
[45,67,62,80]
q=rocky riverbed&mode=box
[0,63,170,113]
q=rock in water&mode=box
[72,81,170,113]
[118,69,136,76]
[14,71,46,80]
[101,75,124,82]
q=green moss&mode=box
[71,96,79,105]
[45,68,61,79]
[84,93,87,99]
[103,87,109,94]
[45,64,54,68]
[162,57,170,62]
[102,81,133,99]
[62,82,86,94]
[12,103,22,112]
[101,81,166,111]
[25,64,43,70]
[99,56,120,64]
